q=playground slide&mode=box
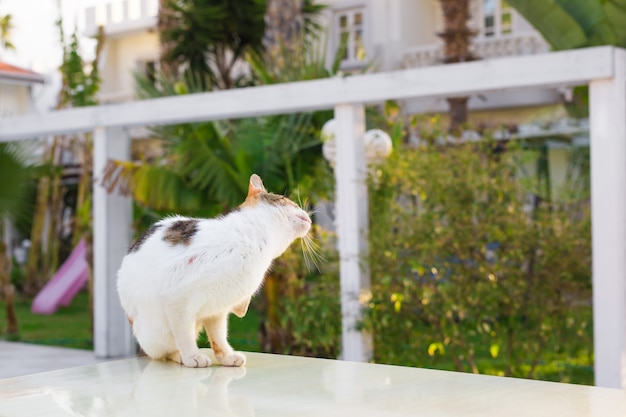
[31,239,89,315]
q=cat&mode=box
[117,174,312,368]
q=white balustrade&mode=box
[401,33,550,69]
[84,0,159,37]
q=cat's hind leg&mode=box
[132,315,176,361]
[203,313,246,367]
[167,351,182,364]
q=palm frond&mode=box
[0,142,34,220]
[556,0,616,46]
[506,0,587,50]
[101,159,202,213]
[508,0,626,50]
[175,131,248,207]
[604,0,626,46]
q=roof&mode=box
[0,61,44,84]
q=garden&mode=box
[2,0,620,387]
[0,110,594,384]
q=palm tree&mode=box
[107,0,331,216]
[436,0,478,133]
[0,143,33,336]
[158,0,267,90]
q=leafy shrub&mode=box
[261,225,341,358]
[363,138,592,381]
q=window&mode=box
[334,7,366,67]
[144,61,157,85]
[137,60,158,85]
[483,0,514,37]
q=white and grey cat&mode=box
[117,174,311,368]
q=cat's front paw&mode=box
[217,351,246,367]
[182,352,212,368]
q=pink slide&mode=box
[31,239,89,315]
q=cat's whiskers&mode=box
[307,208,320,217]
[292,192,325,271]
[296,190,305,209]
[300,232,326,272]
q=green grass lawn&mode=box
[0,291,261,352]
[0,291,93,349]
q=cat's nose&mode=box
[297,213,311,224]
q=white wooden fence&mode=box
[1,46,624,388]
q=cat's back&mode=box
[126,215,197,256]
[126,214,248,257]
[119,216,205,279]
[118,216,209,298]
[119,207,277,294]
[118,214,249,281]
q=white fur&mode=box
[117,190,311,368]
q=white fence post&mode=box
[93,126,135,358]
[589,48,626,388]
[334,103,373,362]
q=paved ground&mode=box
[0,341,112,379]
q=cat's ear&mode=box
[247,174,266,198]
[242,174,266,207]
[249,174,266,193]
[231,297,251,318]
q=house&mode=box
[0,61,44,264]
[83,0,583,194]
[84,0,159,104]
[84,1,554,109]
[0,61,44,117]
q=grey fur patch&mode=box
[163,219,199,246]
[260,193,295,206]
[129,224,162,253]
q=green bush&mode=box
[279,251,341,358]
[363,138,592,382]
[265,225,341,358]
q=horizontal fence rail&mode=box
[0,46,615,141]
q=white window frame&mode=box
[333,6,367,69]
[481,0,515,38]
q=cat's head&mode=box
[241,174,311,239]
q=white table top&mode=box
[1,349,625,416]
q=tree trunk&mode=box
[437,0,477,133]
[24,137,65,296]
[73,134,95,335]
[447,96,469,134]
[24,140,55,296]
[4,283,19,336]
[157,0,179,78]
[0,238,19,337]
[263,0,304,74]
